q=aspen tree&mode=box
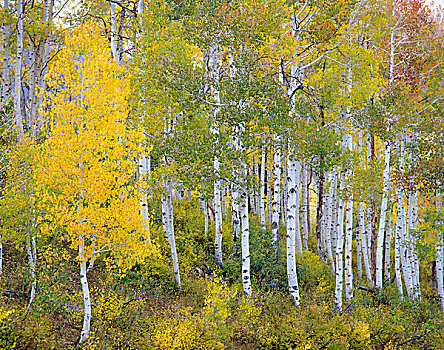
[14,0,24,139]
[1,0,11,107]
[375,139,391,289]
[35,22,152,343]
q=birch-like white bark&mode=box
[295,161,303,254]
[1,0,11,106]
[207,43,224,268]
[271,139,281,242]
[356,205,363,279]
[325,172,335,271]
[301,163,309,250]
[397,132,413,297]
[267,151,273,225]
[79,240,91,343]
[282,150,288,227]
[330,171,338,257]
[167,183,181,289]
[259,143,267,228]
[394,200,404,299]
[110,2,119,65]
[14,0,24,139]
[231,178,240,247]
[384,206,392,282]
[334,166,346,312]
[26,233,36,309]
[286,152,300,305]
[138,0,144,14]
[358,131,371,282]
[345,134,353,302]
[139,153,151,242]
[376,140,391,289]
[32,0,53,139]
[240,159,251,295]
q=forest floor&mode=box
[1,200,444,349]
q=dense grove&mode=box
[2,0,444,349]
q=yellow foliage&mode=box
[152,275,232,349]
[34,21,154,270]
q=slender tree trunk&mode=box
[334,165,346,312]
[26,234,36,308]
[384,206,392,283]
[1,0,11,106]
[139,153,151,242]
[267,150,273,226]
[316,171,324,260]
[167,184,181,289]
[356,208,363,280]
[330,171,338,258]
[301,163,309,250]
[376,140,391,289]
[286,152,300,305]
[110,1,119,64]
[240,164,251,295]
[282,148,288,227]
[397,132,413,297]
[259,142,266,229]
[368,134,376,284]
[14,0,24,139]
[345,134,353,303]
[231,180,240,247]
[325,172,335,271]
[295,161,303,254]
[394,200,404,299]
[271,138,281,242]
[79,240,91,343]
[138,0,144,14]
[358,131,371,282]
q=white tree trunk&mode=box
[286,152,300,305]
[334,166,346,312]
[345,134,353,302]
[358,131,371,282]
[14,0,24,139]
[330,171,338,258]
[397,132,413,297]
[325,172,335,271]
[214,167,223,268]
[259,143,267,229]
[110,1,119,65]
[267,151,273,225]
[356,208,363,279]
[167,184,181,289]
[1,0,11,106]
[376,140,391,289]
[384,207,392,282]
[139,153,151,242]
[394,201,404,299]
[240,166,251,295]
[282,150,288,227]
[231,180,240,247]
[301,163,309,250]
[271,139,281,242]
[138,0,144,14]
[79,241,92,343]
[295,161,303,254]
[26,234,36,309]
